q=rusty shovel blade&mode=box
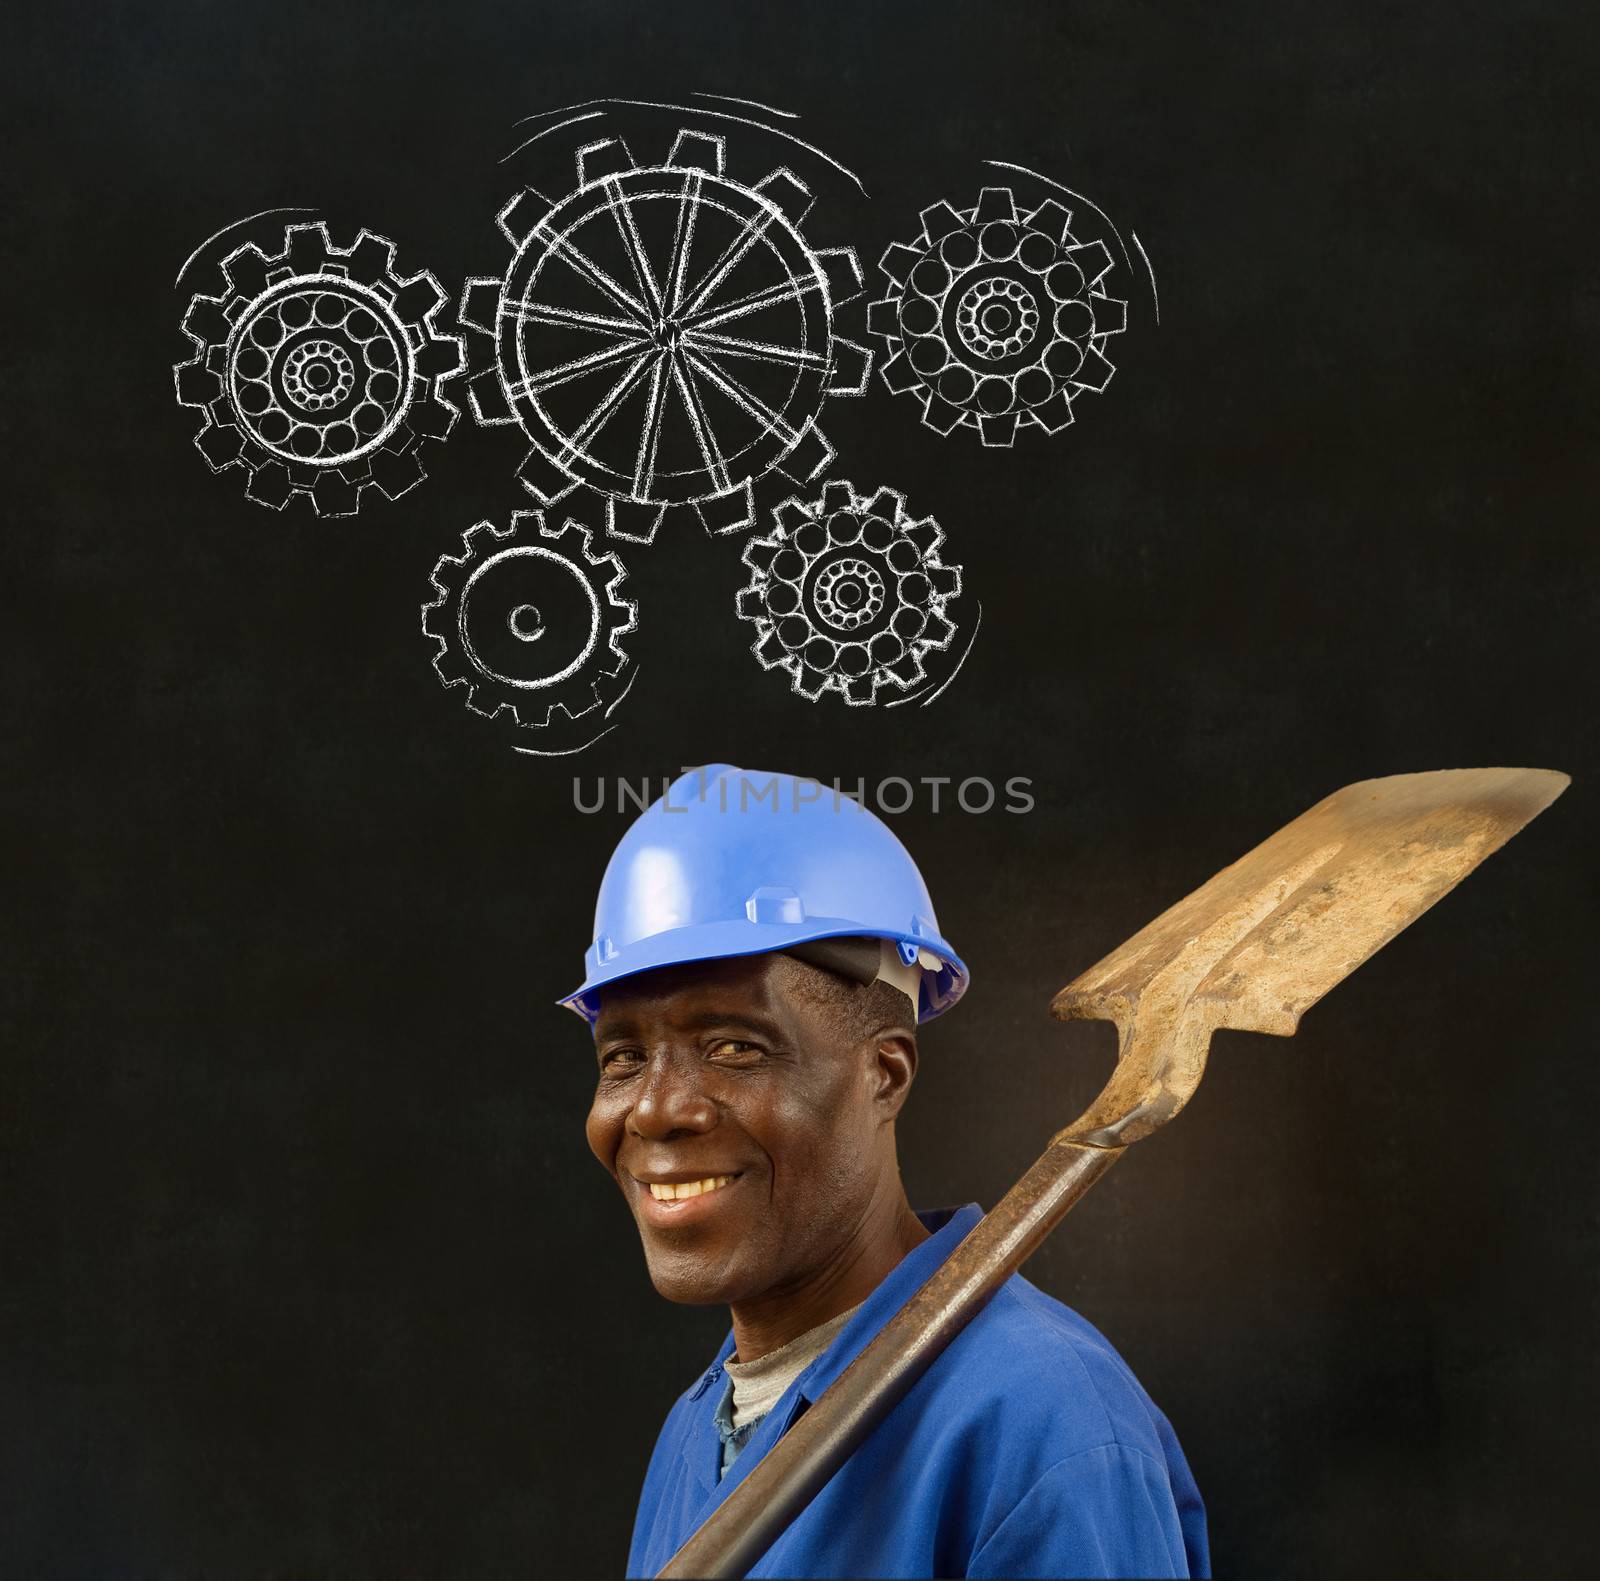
[657,766,1568,1579]
[1051,767,1571,1147]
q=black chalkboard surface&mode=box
[5,3,1595,1576]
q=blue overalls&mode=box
[627,1204,1210,1578]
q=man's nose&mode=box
[626,1053,716,1141]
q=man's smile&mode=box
[641,1173,738,1200]
[628,1168,748,1225]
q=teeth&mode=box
[648,1175,735,1201]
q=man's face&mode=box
[584,952,908,1306]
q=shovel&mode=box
[657,767,1569,1579]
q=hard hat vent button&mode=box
[745,887,805,925]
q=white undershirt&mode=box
[723,1301,864,1428]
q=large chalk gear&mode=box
[459,129,873,544]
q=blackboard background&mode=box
[5,2,1597,1575]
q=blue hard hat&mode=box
[561,765,968,1024]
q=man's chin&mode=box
[640,1243,754,1307]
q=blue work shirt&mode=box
[627,1204,1209,1578]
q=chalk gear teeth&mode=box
[174,222,464,516]
[422,512,637,729]
[736,481,962,705]
[867,186,1128,447]
[458,128,872,544]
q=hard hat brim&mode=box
[559,916,968,1026]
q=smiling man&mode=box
[566,766,1208,1579]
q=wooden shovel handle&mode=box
[655,1138,1124,1578]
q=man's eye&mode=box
[599,1048,644,1072]
[708,1039,761,1058]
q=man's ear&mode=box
[869,1029,918,1119]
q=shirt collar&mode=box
[786,1204,982,1405]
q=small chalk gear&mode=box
[174,221,464,516]
[736,480,962,705]
[867,185,1128,447]
[422,511,637,729]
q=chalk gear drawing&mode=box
[867,187,1127,447]
[735,481,961,705]
[422,512,637,730]
[458,129,873,545]
[174,223,464,515]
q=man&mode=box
[566,766,1208,1578]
